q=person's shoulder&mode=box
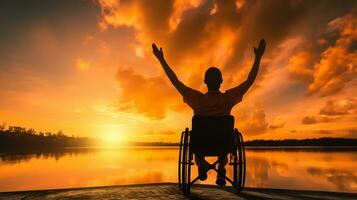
[180,85,203,98]
[224,88,243,104]
[223,89,234,96]
[186,86,203,94]
[224,87,244,96]
[224,87,235,93]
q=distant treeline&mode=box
[0,124,94,152]
[1,124,356,153]
[131,137,357,147]
[244,138,357,147]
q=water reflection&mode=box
[0,149,90,165]
[0,147,356,193]
[244,149,357,192]
[307,167,357,191]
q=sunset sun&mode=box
[101,127,126,146]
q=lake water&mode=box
[0,147,356,193]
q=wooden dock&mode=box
[0,183,356,199]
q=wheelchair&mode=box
[178,115,246,194]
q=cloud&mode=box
[287,50,314,83]
[222,0,310,72]
[346,129,357,138]
[239,106,268,135]
[98,0,176,43]
[319,97,357,116]
[97,0,323,81]
[316,129,333,135]
[36,0,354,141]
[301,96,356,126]
[116,67,187,119]
[301,115,336,124]
[269,117,286,129]
[98,0,349,120]
[289,128,350,136]
[289,13,357,96]
[301,116,318,124]
[1,0,357,141]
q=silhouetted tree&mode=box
[0,123,95,152]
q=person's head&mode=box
[204,67,223,91]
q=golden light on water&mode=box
[0,148,356,192]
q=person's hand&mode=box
[152,43,164,60]
[254,39,266,58]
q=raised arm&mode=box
[230,39,266,95]
[152,43,187,95]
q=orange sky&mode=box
[0,0,356,143]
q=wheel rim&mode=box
[239,131,246,189]
[186,131,191,193]
[233,130,246,193]
[237,131,246,192]
[182,129,189,194]
[178,131,184,191]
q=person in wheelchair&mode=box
[152,39,266,186]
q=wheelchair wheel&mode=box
[232,128,246,193]
[178,130,184,191]
[178,128,191,194]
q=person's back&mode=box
[192,90,233,116]
[152,39,266,185]
[179,67,246,116]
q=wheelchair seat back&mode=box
[190,115,235,156]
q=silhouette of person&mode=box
[152,39,266,185]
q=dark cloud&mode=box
[269,117,285,130]
[301,115,336,124]
[223,0,310,72]
[167,0,216,61]
[317,130,333,135]
[302,116,317,124]
[138,0,174,36]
